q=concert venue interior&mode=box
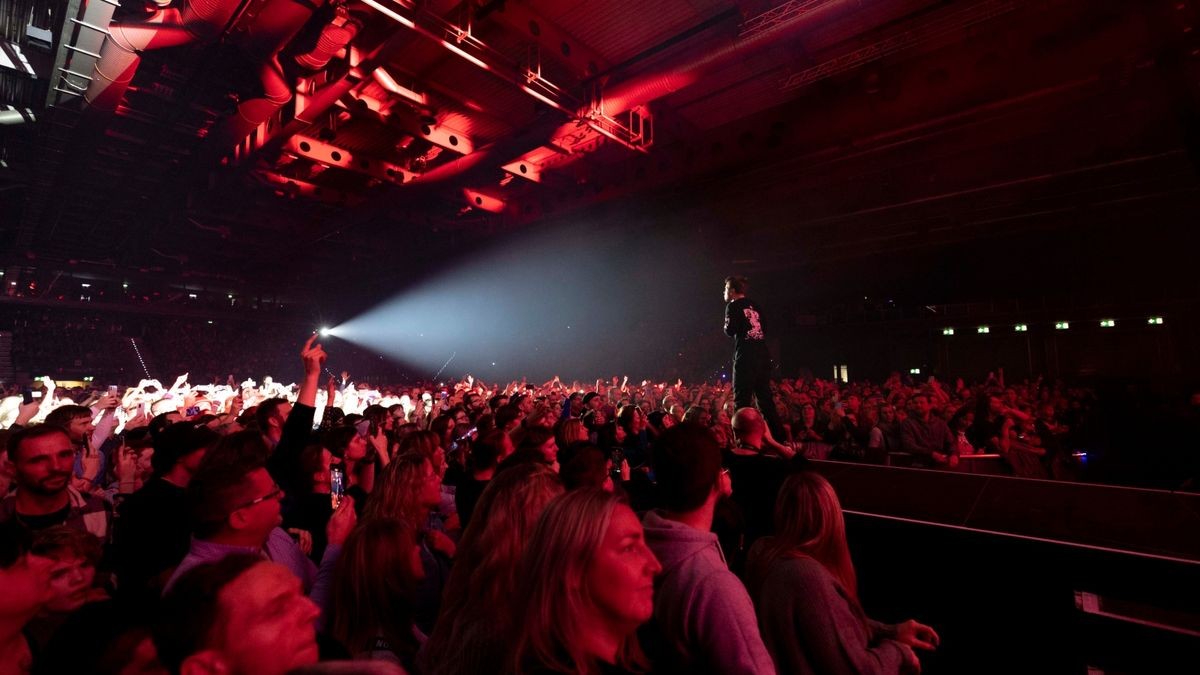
[1,1,1198,673]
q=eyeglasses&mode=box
[234,485,283,511]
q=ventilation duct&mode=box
[209,0,329,149]
[85,0,247,113]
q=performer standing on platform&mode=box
[723,276,786,440]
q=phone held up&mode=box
[330,466,346,509]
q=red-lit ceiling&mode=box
[2,0,1197,299]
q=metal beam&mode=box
[283,134,418,184]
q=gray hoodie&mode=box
[640,510,777,675]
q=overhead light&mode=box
[1148,316,1164,325]
[977,325,990,334]
[80,283,90,288]
[122,282,129,289]
[909,368,921,375]
[1014,324,1028,332]
[188,293,198,299]
[360,0,415,28]
[1055,321,1070,330]
[942,328,954,336]
[441,39,490,70]
[522,84,567,111]
[1100,319,1115,328]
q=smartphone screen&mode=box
[330,467,345,509]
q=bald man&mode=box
[728,408,804,555]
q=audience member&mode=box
[155,555,321,675]
[640,423,775,674]
[747,472,938,675]
[329,518,423,670]
[114,422,218,600]
[506,488,661,674]
[1,425,112,540]
[422,463,563,675]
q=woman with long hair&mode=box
[421,463,564,675]
[506,488,662,674]
[329,518,424,670]
[362,452,453,635]
[746,472,938,675]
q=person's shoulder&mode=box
[768,555,832,587]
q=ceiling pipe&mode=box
[208,0,329,150]
[84,0,247,113]
[411,2,863,191]
[294,6,361,71]
[0,106,35,126]
[255,25,413,158]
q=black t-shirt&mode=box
[723,448,793,551]
[114,478,188,598]
[454,477,489,530]
[15,503,71,531]
[283,492,333,563]
[724,297,769,362]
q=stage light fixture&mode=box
[909,368,921,375]
[319,326,332,337]
[1148,316,1164,325]
[942,328,954,336]
[977,325,989,334]
[1014,324,1028,332]
[1055,321,1069,330]
[1100,319,1115,328]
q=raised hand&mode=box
[326,495,357,547]
[301,334,327,376]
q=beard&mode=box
[26,472,71,496]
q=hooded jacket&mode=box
[640,510,776,675]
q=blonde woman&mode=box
[362,452,452,634]
[506,488,662,674]
[421,463,564,675]
[746,472,939,675]
[329,517,424,670]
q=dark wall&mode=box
[775,311,1193,383]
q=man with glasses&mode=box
[163,446,355,601]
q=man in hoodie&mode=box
[640,423,776,675]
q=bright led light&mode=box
[442,39,490,70]
[942,328,954,336]
[1148,316,1164,325]
[319,327,332,337]
[977,326,990,334]
[909,368,921,375]
[1055,321,1069,330]
[360,0,415,28]
[1100,319,1115,328]
[188,293,197,299]
[1014,324,1028,332]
